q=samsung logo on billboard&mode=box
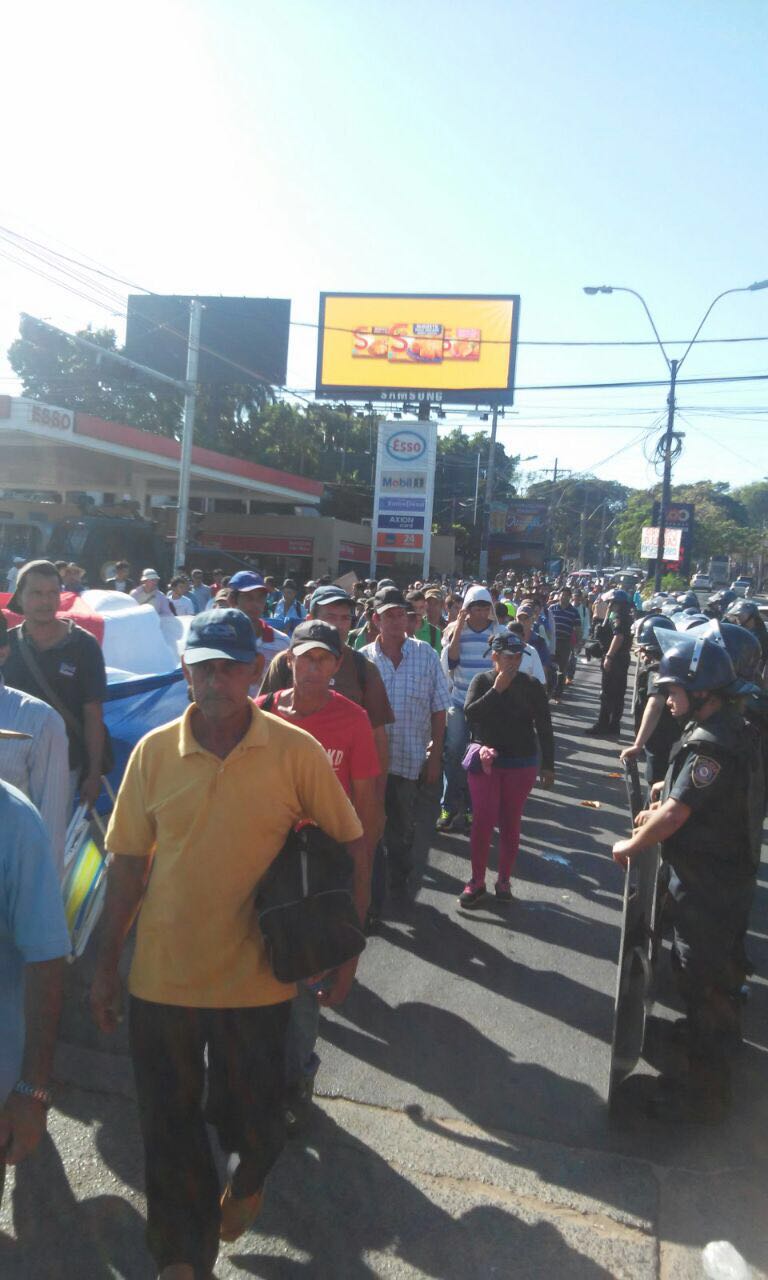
[385,430,427,462]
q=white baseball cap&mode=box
[463,584,493,608]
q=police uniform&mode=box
[661,706,762,1079]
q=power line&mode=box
[3,222,768,405]
[3,223,768,350]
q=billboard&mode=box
[125,295,291,388]
[641,527,682,560]
[315,293,520,405]
[488,499,549,573]
[650,501,695,574]
[370,420,438,576]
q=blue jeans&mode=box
[285,983,322,1089]
[441,703,470,815]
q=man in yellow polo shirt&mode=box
[90,609,362,1280]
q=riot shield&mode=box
[606,758,661,1104]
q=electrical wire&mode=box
[3,222,768,351]
[3,221,768,407]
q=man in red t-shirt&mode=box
[255,618,380,1132]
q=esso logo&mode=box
[385,430,427,462]
[30,403,73,431]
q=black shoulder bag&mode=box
[255,820,366,983]
[15,626,114,778]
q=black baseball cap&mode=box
[290,620,343,658]
[484,633,526,657]
[373,587,408,613]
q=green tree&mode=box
[9,316,183,436]
[526,476,629,565]
[613,481,757,570]
[733,480,768,528]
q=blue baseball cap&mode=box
[183,608,258,665]
[310,584,354,613]
[228,570,266,592]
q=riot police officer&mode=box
[585,589,634,737]
[621,615,681,785]
[612,632,764,1122]
[705,588,736,620]
[724,599,768,683]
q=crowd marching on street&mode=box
[0,555,766,1279]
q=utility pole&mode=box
[577,483,589,568]
[473,451,482,525]
[477,404,499,581]
[653,357,678,592]
[174,298,203,572]
[584,280,768,588]
[22,313,197,567]
[597,501,607,572]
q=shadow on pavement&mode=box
[228,1106,619,1280]
[0,1128,150,1280]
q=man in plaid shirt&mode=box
[362,587,450,917]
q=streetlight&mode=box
[583,280,768,590]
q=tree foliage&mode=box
[525,476,629,565]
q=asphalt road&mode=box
[2,657,767,1278]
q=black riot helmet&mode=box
[654,629,737,695]
[677,591,700,609]
[636,614,676,654]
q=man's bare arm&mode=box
[621,693,665,761]
[613,797,690,866]
[90,855,151,1033]
[81,701,106,808]
[0,958,66,1165]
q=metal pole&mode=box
[597,501,607,572]
[577,484,588,567]
[473,451,481,525]
[21,313,188,393]
[654,358,678,591]
[174,299,202,572]
[543,458,558,572]
[478,404,499,581]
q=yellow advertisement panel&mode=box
[316,293,520,405]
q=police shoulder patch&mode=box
[691,755,721,788]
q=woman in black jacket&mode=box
[460,632,555,909]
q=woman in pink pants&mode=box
[460,632,555,908]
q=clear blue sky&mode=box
[1,0,766,490]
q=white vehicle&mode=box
[730,577,753,598]
[690,572,711,590]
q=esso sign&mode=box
[385,430,427,462]
[29,402,73,431]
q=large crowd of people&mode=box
[0,556,766,1277]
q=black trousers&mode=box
[597,658,630,730]
[129,996,290,1278]
[371,773,419,911]
[554,639,572,695]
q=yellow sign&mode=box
[316,293,520,404]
